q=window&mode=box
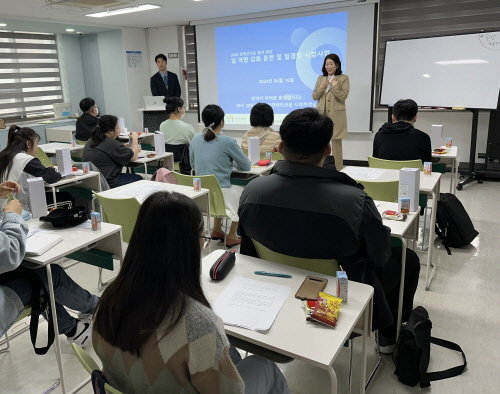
[0,31,63,121]
[184,25,199,112]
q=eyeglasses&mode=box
[200,234,211,249]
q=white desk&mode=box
[39,143,84,156]
[117,132,155,144]
[46,171,101,208]
[45,125,76,143]
[96,180,210,232]
[131,151,174,174]
[432,146,458,194]
[342,166,441,290]
[202,250,373,394]
[24,220,123,394]
[232,161,276,176]
[377,201,419,339]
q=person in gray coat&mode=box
[0,181,98,347]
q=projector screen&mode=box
[196,4,376,131]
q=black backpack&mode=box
[435,193,478,255]
[393,306,467,388]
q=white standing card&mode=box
[399,168,420,212]
[55,148,72,176]
[154,133,166,155]
[430,124,444,149]
[27,177,48,218]
[248,136,260,164]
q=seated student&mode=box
[190,105,251,247]
[241,103,281,152]
[75,97,99,142]
[373,99,432,164]
[0,126,62,208]
[83,115,142,188]
[93,191,289,394]
[0,181,98,347]
[238,108,420,353]
[160,97,195,147]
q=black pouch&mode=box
[40,206,88,228]
[209,250,236,281]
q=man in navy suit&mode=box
[150,53,181,98]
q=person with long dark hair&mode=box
[0,125,61,208]
[0,182,98,347]
[189,105,251,247]
[93,191,288,393]
[312,53,350,170]
[82,114,142,188]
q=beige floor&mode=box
[1,173,499,393]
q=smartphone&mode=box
[295,275,328,300]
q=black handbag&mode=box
[40,206,88,228]
[393,306,467,388]
[209,250,236,281]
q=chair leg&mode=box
[348,339,353,394]
[420,206,429,251]
[0,332,10,353]
[365,331,383,389]
[223,217,228,250]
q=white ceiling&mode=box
[0,0,352,29]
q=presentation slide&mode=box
[197,4,375,131]
[215,13,347,125]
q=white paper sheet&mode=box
[342,167,385,180]
[121,184,165,202]
[213,276,291,332]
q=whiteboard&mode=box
[380,31,500,109]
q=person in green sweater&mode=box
[159,97,196,146]
[93,191,289,394]
[190,105,251,247]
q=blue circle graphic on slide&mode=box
[296,27,347,89]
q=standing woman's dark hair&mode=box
[89,114,118,148]
[321,53,343,76]
[250,103,274,127]
[201,104,224,142]
[163,97,184,115]
[94,191,209,356]
[0,126,40,182]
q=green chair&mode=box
[35,147,54,168]
[71,344,124,394]
[173,173,229,243]
[368,156,422,170]
[251,239,339,276]
[76,139,86,145]
[0,305,32,353]
[357,180,399,203]
[93,193,141,243]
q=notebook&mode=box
[26,232,63,256]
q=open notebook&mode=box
[25,232,63,256]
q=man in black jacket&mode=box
[373,99,432,163]
[150,53,181,98]
[238,108,420,353]
[75,97,99,141]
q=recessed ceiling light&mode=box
[66,28,75,32]
[86,4,161,18]
[76,32,83,34]
[0,23,7,27]
[193,0,203,2]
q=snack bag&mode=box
[307,292,343,327]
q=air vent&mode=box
[45,0,132,8]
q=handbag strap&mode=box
[420,336,467,388]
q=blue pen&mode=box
[254,271,292,278]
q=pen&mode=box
[254,271,292,278]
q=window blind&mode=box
[0,31,63,120]
[377,0,500,106]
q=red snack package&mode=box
[307,292,343,327]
